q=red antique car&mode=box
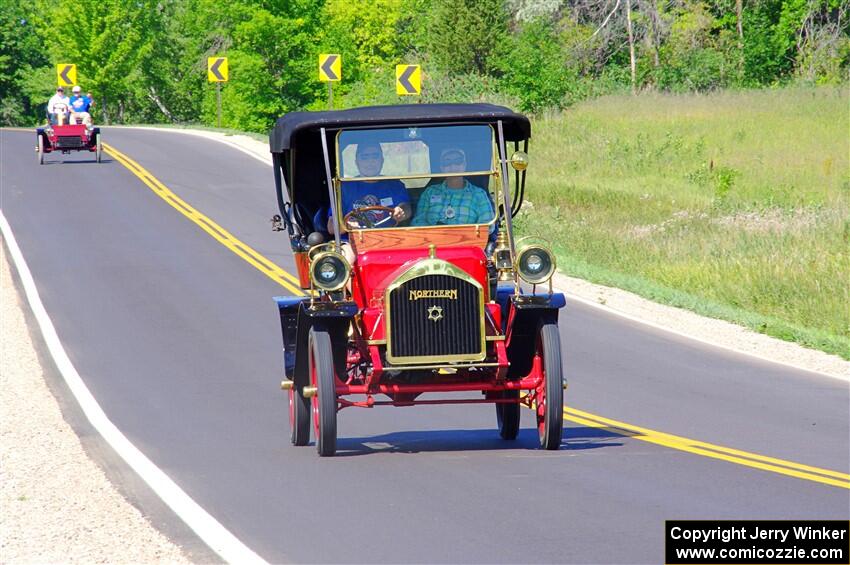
[270,104,566,456]
[36,122,102,164]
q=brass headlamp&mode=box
[309,245,351,292]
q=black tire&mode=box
[537,322,564,450]
[96,134,102,163]
[289,385,310,446]
[37,135,44,165]
[309,327,337,456]
[496,389,520,440]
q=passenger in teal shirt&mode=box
[411,148,494,226]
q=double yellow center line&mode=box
[103,142,305,297]
[565,408,849,489]
[105,141,849,490]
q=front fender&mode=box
[275,297,357,386]
[502,292,566,379]
[275,296,308,379]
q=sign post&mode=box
[396,64,421,97]
[57,64,77,87]
[207,57,229,128]
[318,54,341,110]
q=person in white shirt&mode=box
[47,87,70,125]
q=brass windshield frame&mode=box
[330,124,504,234]
[333,123,499,180]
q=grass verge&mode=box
[517,86,849,359]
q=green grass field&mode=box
[514,86,850,359]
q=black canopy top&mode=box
[269,103,531,152]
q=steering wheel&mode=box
[344,205,398,229]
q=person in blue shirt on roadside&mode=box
[68,85,93,127]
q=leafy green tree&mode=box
[427,0,509,74]
[494,18,583,112]
[651,1,737,90]
[0,3,49,124]
[740,0,800,84]
[27,0,171,123]
[397,0,435,56]
[170,0,320,130]
[232,7,317,113]
[322,0,405,70]
[6,0,847,124]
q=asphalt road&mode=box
[2,127,848,564]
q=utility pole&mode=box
[626,0,637,94]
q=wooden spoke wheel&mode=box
[37,135,44,165]
[535,322,564,450]
[309,327,338,456]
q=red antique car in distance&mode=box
[36,122,102,164]
[269,103,566,456]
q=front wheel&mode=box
[289,385,310,446]
[536,322,564,450]
[95,134,102,163]
[496,389,520,440]
[309,327,337,456]
[37,135,44,165]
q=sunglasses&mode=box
[441,156,465,166]
[357,152,382,160]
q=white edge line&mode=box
[0,210,267,565]
[103,126,850,382]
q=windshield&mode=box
[334,124,498,229]
[338,125,495,183]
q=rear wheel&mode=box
[535,322,564,450]
[37,135,44,165]
[288,384,310,446]
[309,327,337,456]
[496,389,520,440]
[95,134,102,163]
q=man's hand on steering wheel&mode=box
[344,205,405,230]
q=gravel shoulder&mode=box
[1,244,193,564]
[2,126,847,564]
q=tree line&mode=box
[1,0,847,130]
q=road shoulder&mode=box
[1,241,202,563]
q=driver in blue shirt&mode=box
[327,142,411,235]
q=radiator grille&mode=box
[387,274,483,362]
[56,136,84,148]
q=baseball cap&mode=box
[57,86,64,91]
[72,85,81,93]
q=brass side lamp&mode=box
[493,230,514,282]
